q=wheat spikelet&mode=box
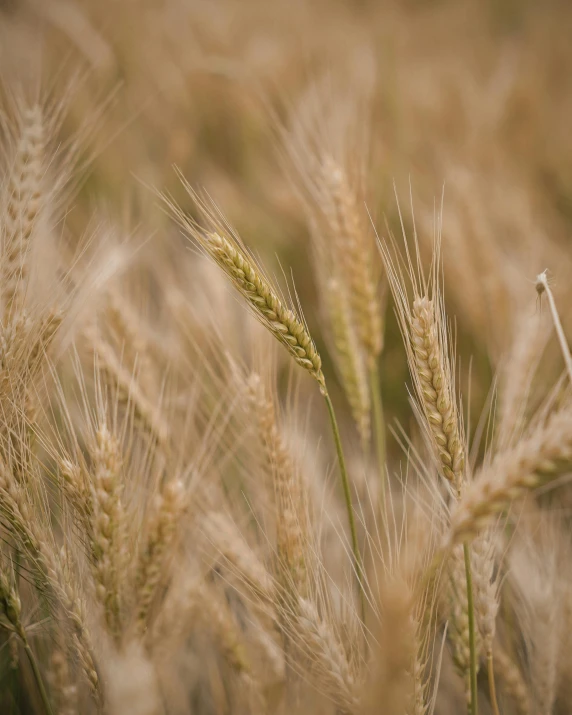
[208,231,324,387]
[48,649,78,715]
[323,278,371,446]
[493,645,530,715]
[446,544,481,699]
[471,530,499,658]
[449,404,572,543]
[197,582,251,675]
[402,506,443,715]
[405,637,427,715]
[247,373,310,597]
[169,192,325,392]
[497,310,550,449]
[89,423,124,639]
[135,478,185,631]
[85,327,169,447]
[286,88,384,369]
[379,221,465,489]
[411,297,465,487]
[105,290,149,365]
[210,629,264,714]
[510,521,562,715]
[0,461,100,696]
[0,564,25,641]
[320,156,383,365]
[57,457,93,527]
[55,560,100,700]
[367,577,419,715]
[292,596,359,714]
[200,510,275,605]
[2,105,45,319]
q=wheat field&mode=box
[0,1,572,714]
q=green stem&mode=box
[487,652,500,715]
[324,391,366,622]
[369,364,386,517]
[23,641,55,715]
[463,542,478,715]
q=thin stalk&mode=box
[324,391,365,621]
[23,641,55,715]
[463,543,478,715]
[369,363,386,516]
[487,653,500,715]
[536,270,572,383]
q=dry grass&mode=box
[1,1,572,714]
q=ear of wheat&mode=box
[166,182,366,618]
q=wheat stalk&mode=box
[536,270,572,384]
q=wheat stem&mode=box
[463,542,478,715]
[487,653,500,715]
[369,363,386,515]
[324,392,365,621]
[0,568,54,715]
[24,642,55,715]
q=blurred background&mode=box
[1,0,571,441]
